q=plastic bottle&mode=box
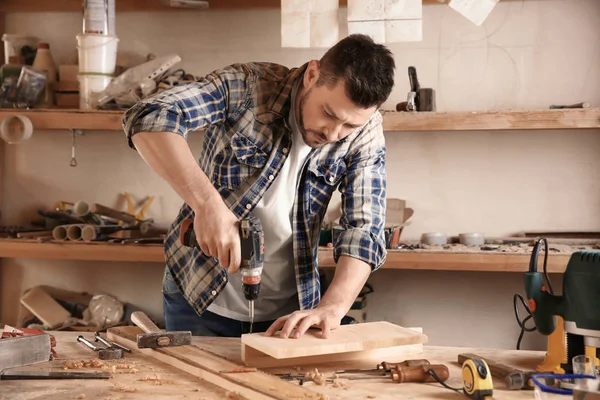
[32,42,57,107]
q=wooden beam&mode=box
[0,0,503,13]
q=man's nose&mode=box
[324,123,342,141]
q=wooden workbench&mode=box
[0,331,561,400]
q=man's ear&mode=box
[304,60,320,88]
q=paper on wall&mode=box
[281,0,339,48]
[448,0,499,26]
[347,0,422,43]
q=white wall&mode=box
[1,0,599,350]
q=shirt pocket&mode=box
[306,161,346,214]
[212,131,268,190]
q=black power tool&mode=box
[179,216,264,332]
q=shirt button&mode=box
[328,176,334,183]
[211,290,217,296]
[282,148,289,154]
[268,175,274,181]
[246,204,252,210]
[223,276,227,282]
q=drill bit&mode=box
[249,300,254,333]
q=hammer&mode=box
[77,335,123,360]
[131,311,191,349]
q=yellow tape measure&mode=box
[462,358,494,400]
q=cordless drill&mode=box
[179,216,264,332]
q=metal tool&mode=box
[131,311,191,348]
[461,357,494,400]
[347,364,450,384]
[0,370,112,380]
[76,335,123,360]
[180,215,264,333]
[396,66,436,112]
[458,353,534,390]
[0,334,53,371]
[95,332,131,353]
[524,240,600,372]
[336,358,430,374]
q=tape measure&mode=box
[462,358,494,400]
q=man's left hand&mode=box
[264,305,346,339]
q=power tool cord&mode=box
[427,369,463,392]
[512,237,554,350]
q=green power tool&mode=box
[524,239,600,354]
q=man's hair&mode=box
[317,34,395,109]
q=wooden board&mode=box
[242,327,425,368]
[241,322,427,360]
[107,326,322,400]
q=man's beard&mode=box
[297,88,327,148]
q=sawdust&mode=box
[112,381,137,393]
[225,391,246,399]
[63,359,139,374]
[138,373,175,385]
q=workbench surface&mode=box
[1,331,561,400]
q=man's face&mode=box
[296,61,377,148]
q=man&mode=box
[122,33,394,339]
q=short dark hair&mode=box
[317,34,395,109]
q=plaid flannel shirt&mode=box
[122,61,387,315]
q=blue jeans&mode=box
[161,267,355,337]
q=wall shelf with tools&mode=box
[0,239,571,273]
[0,107,599,133]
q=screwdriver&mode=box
[347,364,450,384]
[336,359,431,374]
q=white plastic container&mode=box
[76,33,119,74]
[1,34,39,64]
[77,74,113,110]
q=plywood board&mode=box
[241,321,427,359]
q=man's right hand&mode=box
[193,194,242,274]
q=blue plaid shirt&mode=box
[122,62,387,315]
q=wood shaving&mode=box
[63,359,106,369]
[367,396,376,399]
[318,395,329,400]
[112,381,137,393]
[75,395,86,399]
[225,391,246,400]
[332,380,347,389]
[138,374,175,385]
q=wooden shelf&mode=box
[1,108,599,133]
[0,240,165,263]
[319,248,570,273]
[0,109,124,131]
[381,108,600,131]
[0,240,570,273]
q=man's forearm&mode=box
[318,255,371,315]
[131,132,219,211]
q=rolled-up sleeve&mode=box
[122,64,250,150]
[334,114,387,271]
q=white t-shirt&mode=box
[207,78,312,321]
